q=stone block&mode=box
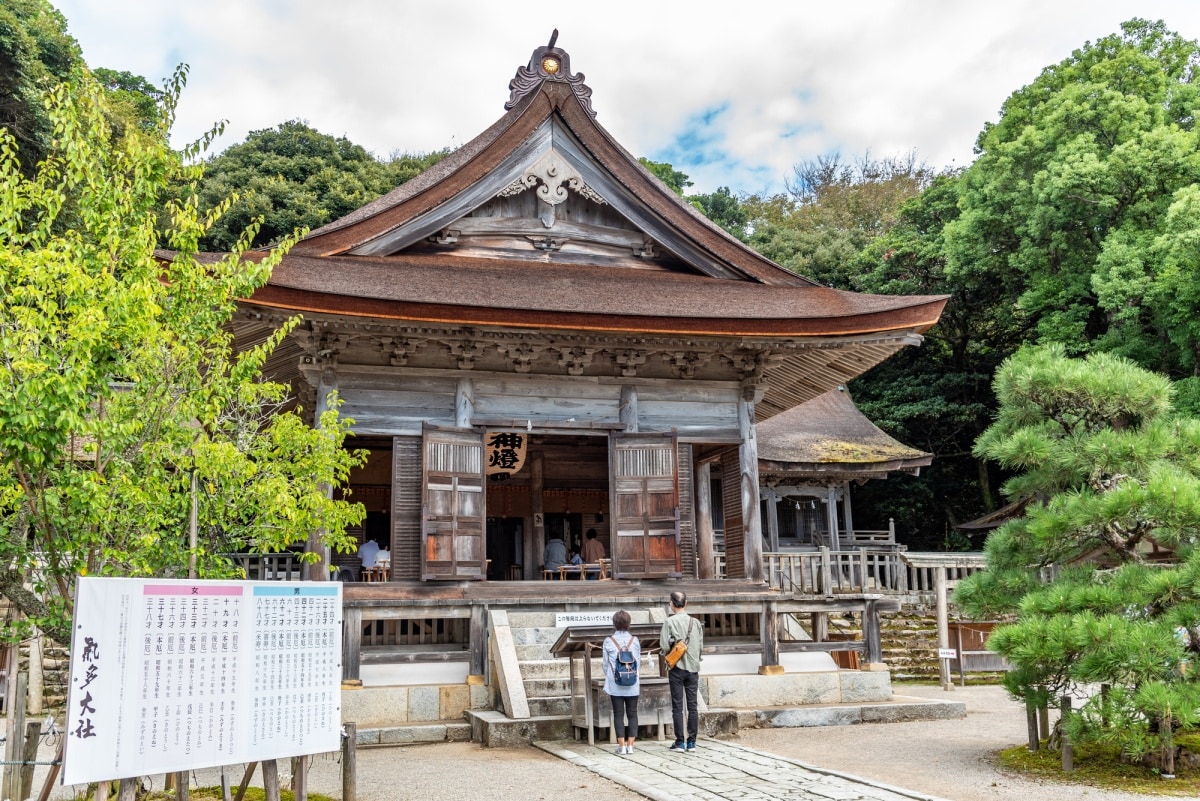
[446,722,473,742]
[756,706,861,728]
[440,684,471,720]
[703,672,840,708]
[381,723,447,744]
[355,728,381,745]
[839,670,892,703]
[408,686,441,722]
[341,686,408,727]
[469,682,492,709]
[698,709,739,738]
[861,698,966,723]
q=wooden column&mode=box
[619,385,638,432]
[935,566,953,691]
[759,601,782,674]
[764,487,780,553]
[468,603,487,681]
[307,368,337,580]
[455,378,474,428]
[342,607,362,684]
[737,396,765,583]
[532,451,545,575]
[863,600,883,666]
[695,462,714,579]
[840,483,855,540]
[825,485,840,551]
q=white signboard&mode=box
[62,577,342,785]
[938,648,958,660]
[555,611,617,627]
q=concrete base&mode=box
[467,709,574,747]
[754,695,965,728]
[354,721,473,745]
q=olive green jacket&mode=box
[660,611,703,673]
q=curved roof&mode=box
[757,388,931,477]
[249,38,947,340]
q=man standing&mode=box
[660,590,703,751]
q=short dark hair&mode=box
[669,591,687,609]
[586,528,597,539]
[613,610,631,630]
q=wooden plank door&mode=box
[610,434,681,579]
[422,425,486,580]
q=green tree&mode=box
[945,19,1200,375]
[638,157,692,195]
[0,71,365,645]
[957,345,1200,770]
[688,185,750,241]
[0,0,82,175]
[190,120,447,250]
[747,152,935,288]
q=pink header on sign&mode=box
[143,585,244,596]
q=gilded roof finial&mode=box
[505,32,595,118]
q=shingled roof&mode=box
[757,387,931,479]
[235,34,948,419]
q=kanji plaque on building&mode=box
[485,430,528,476]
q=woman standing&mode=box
[602,610,640,754]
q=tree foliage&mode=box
[0,0,82,175]
[188,120,448,250]
[747,152,936,289]
[945,19,1200,375]
[957,346,1200,765]
[0,71,365,645]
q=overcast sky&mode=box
[55,1,1200,195]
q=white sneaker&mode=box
[614,745,625,755]
[626,744,635,754]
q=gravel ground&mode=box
[30,685,1176,801]
[736,685,1161,801]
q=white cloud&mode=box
[56,0,1200,193]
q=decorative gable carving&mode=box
[497,149,606,207]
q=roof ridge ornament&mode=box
[505,29,596,118]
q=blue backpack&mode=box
[609,635,639,686]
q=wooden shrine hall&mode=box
[221,34,953,734]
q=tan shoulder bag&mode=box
[663,619,696,670]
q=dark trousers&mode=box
[668,667,699,743]
[610,694,639,740]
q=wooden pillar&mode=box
[307,368,338,580]
[342,607,362,684]
[619,385,638,432]
[695,462,714,579]
[825,485,840,551]
[811,612,828,642]
[342,722,357,801]
[468,603,487,681]
[532,451,545,574]
[455,378,474,428]
[737,396,764,583]
[840,483,855,540]
[863,600,883,666]
[759,601,782,674]
[935,566,953,691]
[764,487,780,553]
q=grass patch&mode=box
[143,789,336,801]
[998,742,1200,796]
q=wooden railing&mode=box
[899,552,988,593]
[709,548,989,597]
[223,551,305,581]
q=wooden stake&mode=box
[294,755,308,801]
[233,762,257,801]
[6,672,28,801]
[176,770,189,801]
[220,767,232,801]
[33,739,64,801]
[263,759,280,801]
[116,778,138,801]
[1060,695,1074,773]
[19,719,40,801]
[342,723,357,801]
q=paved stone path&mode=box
[536,738,953,801]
